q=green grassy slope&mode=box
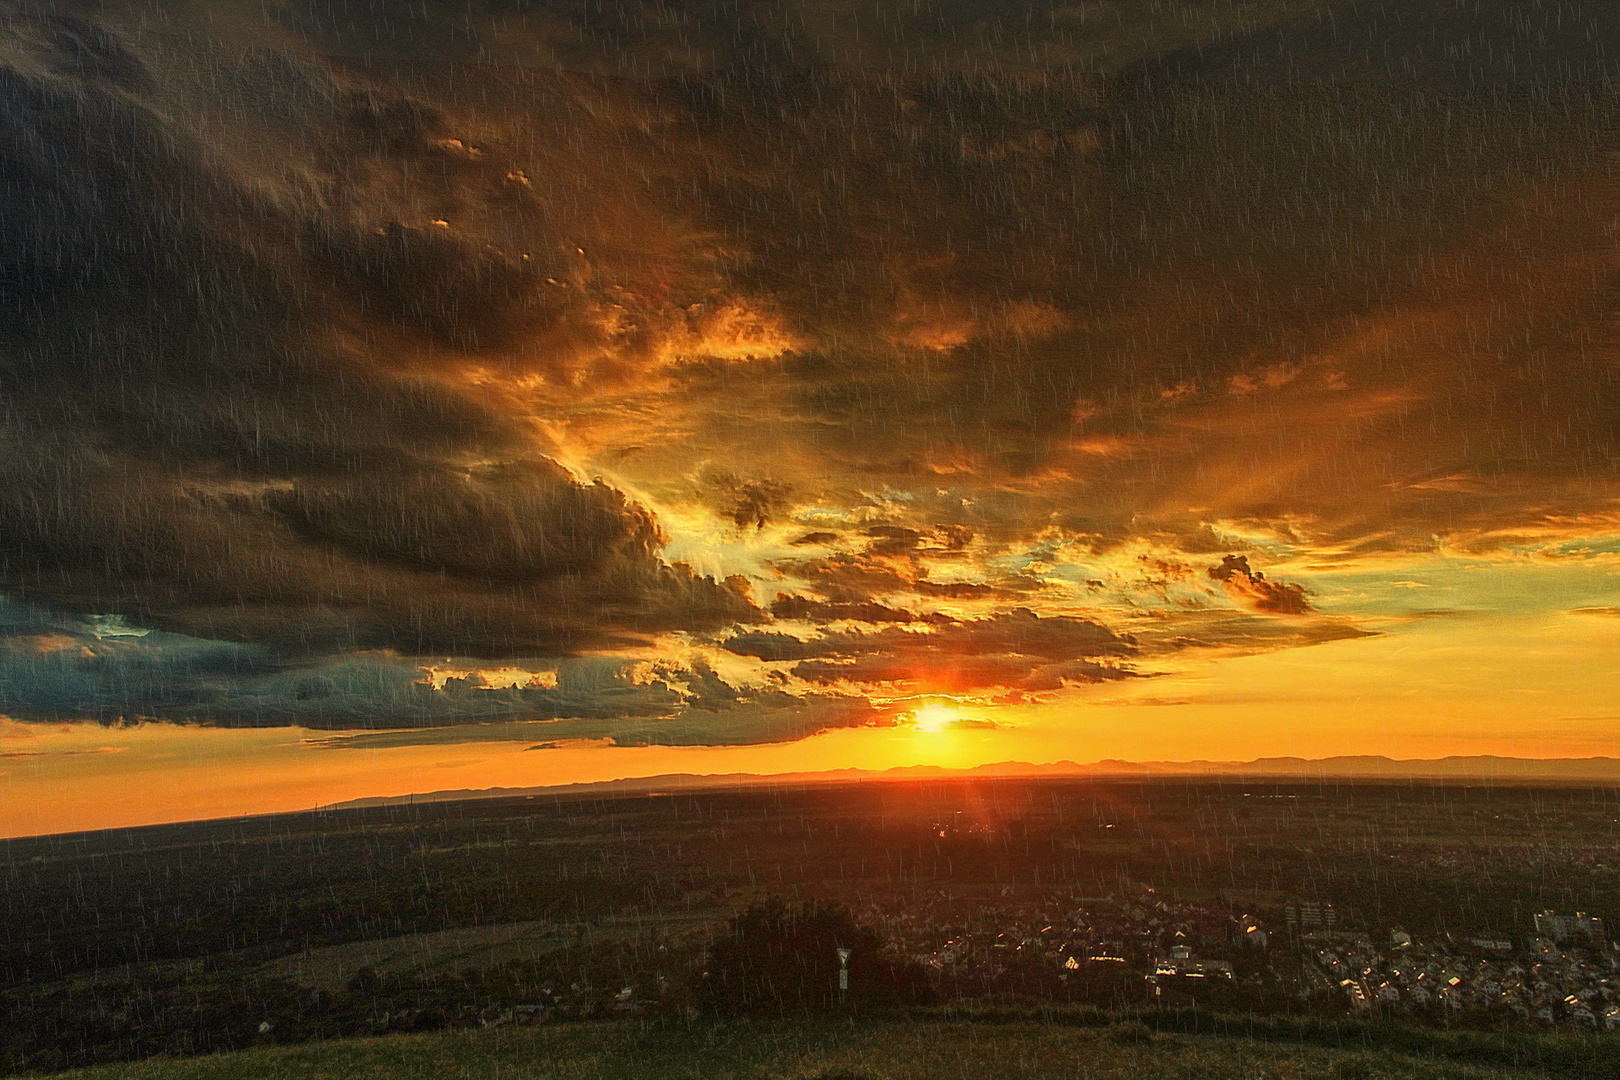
[35,1018,1541,1080]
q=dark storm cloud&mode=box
[608,1,1620,547]
[0,594,882,739]
[698,467,794,530]
[723,608,1136,692]
[0,8,754,658]
[772,552,924,605]
[21,2,1620,522]
[1131,610,1375,656]
[310,691,894,750]
[1117,0,1620,92]
[769,595,940,625]
[771,528,1036,607]
[0,441,753,656]
[792,653,1131,694]
[725,608,1133,663]
[789,532,841,547]
[0,599,276,723]
[1208,555,1311,616]
[269,462,660,583]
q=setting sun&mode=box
[909,702,962,732]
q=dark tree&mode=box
[701,898,932,1015]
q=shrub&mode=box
[702,898,933,1016]
[1107,1019,1157,1045]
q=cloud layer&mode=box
[2,0,1618,742]
[0,8,757,658]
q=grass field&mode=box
[257,909,725,992]
[33,1017,1544,1080]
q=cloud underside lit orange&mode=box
[0,0,1619,833]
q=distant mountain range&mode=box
[328,756,1620,809]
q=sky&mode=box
[2,0,1620,835]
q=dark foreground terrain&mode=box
[3,778,1619,1075]
[13,1014,1582,1080]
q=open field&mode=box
[258,911,729,993]
[26,1017,1548,1080]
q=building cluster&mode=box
[1284,901,1338,934]
[1304,913,1618,1029]
[864,887,1618,1031]
[1533,911,1608,947]
[865,889,1248,987]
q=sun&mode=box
[910,702,961,733]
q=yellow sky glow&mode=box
[4,608,1614,838]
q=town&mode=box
[860,886,1617,1029]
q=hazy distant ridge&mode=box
[328,756,1620,809]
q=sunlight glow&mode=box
[910,701,964,732]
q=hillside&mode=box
[28,1017,1550,1080]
